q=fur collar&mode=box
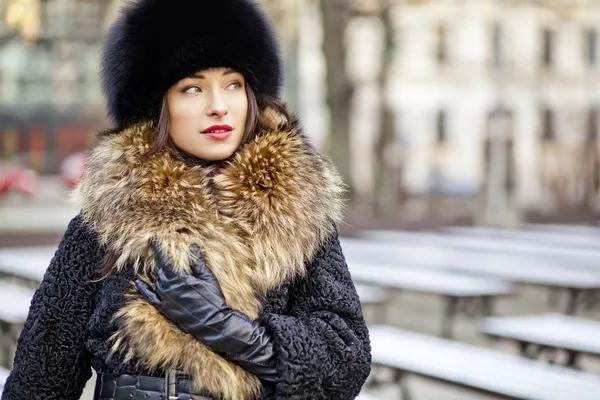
[73,109,344,399]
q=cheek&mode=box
[169,100,203,144]
[170,101,200,125]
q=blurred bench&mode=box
[445,226,600,251]
[343,237,600,315]
[0,282,34,368]
[348,262,515,338]
[362,229,600,266]
[0,247,54,288]
[0,365,9,395]
[527,224,600,237]
[356,393,381,400]
[369,325,600,400]
[482,314,600,369]
[355,284,388,324]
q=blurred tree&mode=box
[531,0,598,214]
[320,0,354,196]
[373,1,403,214]
[259,0,300,113]
[584,108,600,210]
[348,0,402,213]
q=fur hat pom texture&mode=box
[101,0,283,126]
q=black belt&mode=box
[94,369,215,400]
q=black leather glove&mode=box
[136,242,278,384]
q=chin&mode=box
[194,147,237,162]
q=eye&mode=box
[183,86,202,94]
[227,81,242,91]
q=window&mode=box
[436,110,447,144]
[585,28,598,67]
[542,28,554,67]
[492,22,504,69]
[542,108,555,140]
[436,25,448,65]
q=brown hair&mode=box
[93,83,291,281]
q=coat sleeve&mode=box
[2,215,102,400]
[261,229,371,400]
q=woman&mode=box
[2,0,371,399]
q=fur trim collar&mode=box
[73,110,344,399]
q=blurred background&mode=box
[1,0,600,399]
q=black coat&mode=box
[3,216,370,400]
[2,115,371,400]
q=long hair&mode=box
[93,84,291,281]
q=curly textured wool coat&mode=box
[2,111,371,400]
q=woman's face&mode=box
[167,68,248,161]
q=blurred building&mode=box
[0,0,297,175]
[1,0,599,216]
[0,0,113,174]
[340,0,600,214]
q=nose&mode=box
[206,90,228,118]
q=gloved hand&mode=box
[136,242,278,384]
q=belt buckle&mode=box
[165,367,180,400]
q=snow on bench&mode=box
[0,281,35,369]
[0,246,55,284]
[349,261,514,298]
[527,224,600,237]
[355,284,388,306]
[349,261,514,337]
[0,282,33,325]
[355,283,389,324]
[369,325,600,400]
[0,365,9,394]
[446,226,600,251]
[482,314,600,368]
[355,393,381,400]
[342,237,600,315]
[360,230,600,269]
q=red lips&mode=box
[202,125,233,140]
[202,125,233,133]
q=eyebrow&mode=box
[191,69,238,79]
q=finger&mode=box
[189,244,207,277]
[191,255,221,289]
[135,279,162,307]
[151,240,177,279]
[157,264,181,286]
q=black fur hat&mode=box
[101,0,283,126]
